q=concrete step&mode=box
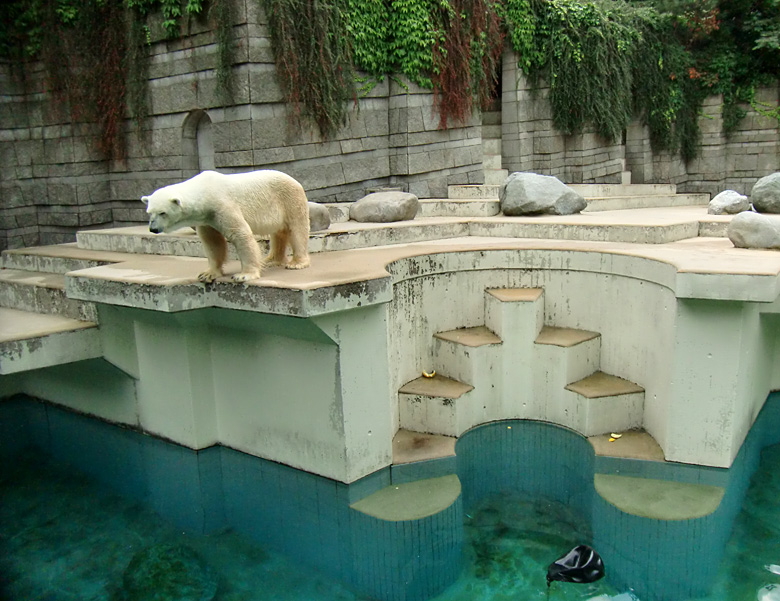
[0,269,97,321]
[433,325,501,389]
[399,374,474,437]
[563,371,645,436]
[484,288,544,341]
[534,326,601,428]
[468,213,701,244]
[350,474,461,521]
[0,307,100,375]
[448,184,501,200]
[584,193,710,212]
[392,429,456,465]
[534,326,601,384]
[588,429,665,462]
[1,244,133,274]
[569,183,678,197]
[76,220,473,257]
[594,473,724,520]
[433,325,501,347]
[418,199,500,218]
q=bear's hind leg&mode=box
[287,224,310,270]
[197,225,228,283]
[266,230,290,267]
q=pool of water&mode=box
[3,445,780,601]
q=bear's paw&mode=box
[198,269,222,283]
[232,270,262,282]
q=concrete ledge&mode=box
[595,473,724,520]
[399,374,473,399]
[589,429,665,461]
[566,371,644,398]
[350,474,461,521]
[0,308,100,374]
[392,429,456,465]
[62,237,780,318]
[536,326,600,347]
[433,326,501,347]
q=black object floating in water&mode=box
[546,544,605,587]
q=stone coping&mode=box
[59,235,780,317]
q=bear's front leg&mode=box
[196,225,228,283]
[221,220,264,281]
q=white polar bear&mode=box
[141,170,310,282]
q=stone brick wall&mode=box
[0,0,484,250]
[1,21,779,250]
[501,50,626,184]
[502,49,779,192]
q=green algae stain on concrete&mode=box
[595,474,725,520]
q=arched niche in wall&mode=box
[182,109,215,176]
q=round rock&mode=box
[349,191,419,223]
[727,211,780,249]
[708,190,749,215]
[308,202,331,231]
[500,172,586,216]
[751,173,780,213]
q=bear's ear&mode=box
[171,198,181,206]
[141,196,150,206]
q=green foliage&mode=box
[432,0,504,128]
[347,0,391,77]
[1,0,237,158]
[387,0,438,88]
[501,0,540,72]
[2,0,778,156]
[262,0,355,139]
[520,0,640,141]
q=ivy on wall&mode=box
[1,0,778,159]
[0,0,235,160]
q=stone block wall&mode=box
[2,22,779,250]
[0,0,484,250]
[501,50,626,184]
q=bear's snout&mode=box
[149,224,162,234]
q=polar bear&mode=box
[141,170,310,282]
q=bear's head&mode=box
[141,192,184,234]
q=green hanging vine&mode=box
[262,0,355,139]
[431,0,505,129]
[1,0,236,160]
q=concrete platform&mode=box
[0,307,100,375]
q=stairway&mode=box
[396,286,645,445]
[0,245,131,374]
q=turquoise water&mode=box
[3,446,780,601]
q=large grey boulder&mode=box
[751,173,780,213]
[708,190,750,215]
[308,202,331,231]
[728,211,780,249]
[350,191,419,223]
[500,172,586,216]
